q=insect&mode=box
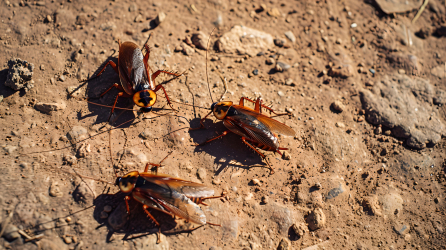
[79,37,183,120]
[190,31,296,174]
[80,153,224,243]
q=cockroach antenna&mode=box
[206,28,216,104]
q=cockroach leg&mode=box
[191,191,227,206]
[151,70,182,81]
[124,196,131,214]
[239,97,286,116]
[198,131,229,146]
[144,162,162,173]
[206,222,221,227]
[108,91,132,121]
[83,60,119,83]
[241,137,275,174]
[142,205,162,244]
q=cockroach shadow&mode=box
[188,117,269,175]
[71,55,135,127]
[92,192,207,242]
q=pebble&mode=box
[306,208,326,230]
[251,179,261,186]
[268,8,281,17]
[103,205,112,213]
[274,38,285,47]
[63,236,72,244]
[398,69,406,74]
[335,122,345,128]
[285,107,293,113]
[331,101,345,112]
[261,195,268,204]
[252,69,259,75]
[67,126,88,141]
[282,151,291,160]
[277,91,285,97]
[292,222,307,237]
[384,130,391,136]
[277,238,289,250]
[276,61,291,71]
[210,56,219,61]
[155,12,166,26]
[35,101,66,114]
[59,75,66,82]
[134,14,143,23]
[66,217,72,223]
[174,45,183,52]
[3,224,20,241]
[357,116,364,122]
[197,168,207,181]
[394,222,410,235]
[45,15,53,23]
[266,58,275,65]
[191,32,209,50]
[374,126,382,135]
[5,58,34,91]
[128,3,137,12]
[284,31,296,43]
[275,64,283,72]
[49,181,63,197]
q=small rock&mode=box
[335,122,345,128]
[292,222,307,237]
[35,101,66,114]
[191,32,209,50]
[398,69,406,74]
[252,69,259,75]
[277,91,285,97]
[266,58,275,65]
[76,143,91,158]
[49,181,63,197]
[45,15,53,23]
[66,217,72,223]
[134,14,143,23]
[197,168,207,181]
[284,31,296,43]
[282,151,291,160]
[251,179,261,186]
[285,107,293,113]
[306,208,326,231]
[275,64,283,72]
[317,41,325,52]
[181,43,195,56]
[267,8,281,17]
[128,3,137,12]
[5,58,34,91]
[277,238,289,250]
[63,236,72,244]
[276,61,291,71]
[59,75,66,82]
[67,126,88,141]
[261,195,268,204]
[174,45,183,52]
[374,126,382,135]
[274,38,285,47]
[357,116,364,122]
[154,12,166,26]
[394,222,410,235]
[210,56,219,61]
[63,154,77,165]
[3,224,20,241]
[331,101,345,112]
[362,196,382,216]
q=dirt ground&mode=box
[0,0,445,249]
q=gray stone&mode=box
[360,75,445,149]
[375,0,422,14]
[133,233,169,249]
[215,25,274,56]
[393,222,410,235]
[5,58,34,91]
[267,203,293,235]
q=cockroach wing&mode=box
[118,42,149,95]
[136,174,210,224]
[224,117,279,150]
[234,106,296,137]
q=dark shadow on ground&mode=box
[0,68,19,99]
[93,192,207,242]
[188,117,270,176]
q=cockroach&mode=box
[190,31,296,174]
[78,153,224,244]
[78,36,183,120]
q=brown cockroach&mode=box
[190,31,296,174]
[78,37,183,120]
[78,153,224,244]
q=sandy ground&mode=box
[0,0,445,249]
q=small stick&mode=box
[412,0,429,24]
[24,234,44,242]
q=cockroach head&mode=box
[133,90,157,110]
[212,101,233,120]
[117,171,139,193]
